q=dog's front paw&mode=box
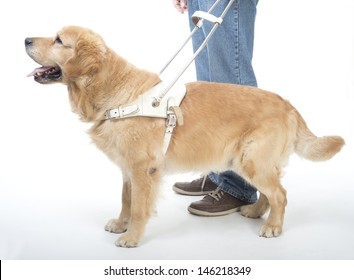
[259,223,282,238]
[115,233,139,248]
[105,219,128,233]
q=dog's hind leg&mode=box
[234,132,289,237]
[240,153,287,237]
[240,192,270,218]
[250,174,287,238]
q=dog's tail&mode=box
[294,110,345,161]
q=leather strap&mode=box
[104,82,186,154]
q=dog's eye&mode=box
[55,36,63,45]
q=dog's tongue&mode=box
[27,66,53,77]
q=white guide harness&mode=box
[104,82,186,154]
[103,0,235,154]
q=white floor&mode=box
[0,139,353,260]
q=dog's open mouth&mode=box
[27,65,62,84]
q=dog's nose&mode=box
[25,38,32,47]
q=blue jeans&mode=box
[188,0,258,203]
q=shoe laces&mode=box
[208,188,225,201]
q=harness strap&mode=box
[105,104,139,119]
[163,99,177,154]
[104,82,186,154]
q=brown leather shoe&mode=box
[173,176,217,196]
[188,188,253,216]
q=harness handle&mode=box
[192,11,223,26]
[158,0,224,76]
[155,0,236,107]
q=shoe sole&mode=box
[187,206,241,217]
[172,185,214,196]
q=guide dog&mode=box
[25,26,344,247]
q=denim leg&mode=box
[208,0,259,202]
[188,0,259,202]
[187,0,210,81]
[188,0,258,86]
[208,172,258,203]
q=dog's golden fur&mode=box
[25,26,345,247]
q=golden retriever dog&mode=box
[25,26,345,247]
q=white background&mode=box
[0,0,354,261]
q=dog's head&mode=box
[25,26,107,85]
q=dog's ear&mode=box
[63,34,106,79]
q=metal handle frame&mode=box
[154,0,236,106]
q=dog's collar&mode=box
[104,81,186,153]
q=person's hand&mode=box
[173,0,188,14]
